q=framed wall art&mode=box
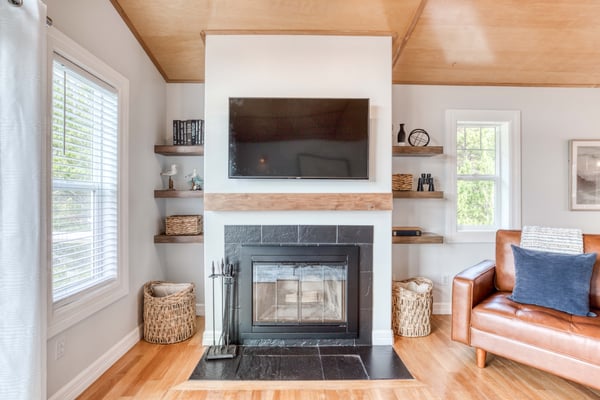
[570,140,600,210]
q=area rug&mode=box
[188,345,413,381]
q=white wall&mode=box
[204,35,392,194]
[44,0,166,397]
[163,84,205,314]
[204,34,393,345]
[392,85,600,312]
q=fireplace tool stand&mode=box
[206,260,237,360]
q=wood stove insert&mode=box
[238,245,359,342]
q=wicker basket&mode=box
[143,281,196,344]
[392,174,413,191]
[392,277,433,337]
[165,215,202,236]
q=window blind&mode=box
[51,54,120,304]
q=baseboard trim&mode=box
[48,324,142,400]
[372,329,394,345]
[433,302,451,315]
[196,303,205,316]
[202,330,221,347]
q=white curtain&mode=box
[0,1,46,399]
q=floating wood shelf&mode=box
[154,190,204,198]
[154,234,204,244]
[154,145,204,156]
[392,146,443,157]
[392,233,443,244]
[393,191,443,199]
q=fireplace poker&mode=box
[211,261,215,347]
[222,263,235,348]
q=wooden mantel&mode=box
[204,193,393,211]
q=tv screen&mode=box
[228,97,369,179]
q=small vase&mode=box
[397,123,406,145]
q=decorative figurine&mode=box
[408,128,430,147]
[160,164,177,190]
[185,168,203,191]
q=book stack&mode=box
[392,226,422,237]
[172,119,204,145]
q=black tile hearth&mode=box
[237,355,281,380]
[189,346,413,381]
[321,355,368,380]
[242,338,356,347]
[357,346,413,380]
[244,346,319,356]
[278,355,324,380]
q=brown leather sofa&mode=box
[452,229,600,390]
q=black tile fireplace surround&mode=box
[224,225,373,345]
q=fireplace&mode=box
[224,224,373,345]
[238,245,359,341]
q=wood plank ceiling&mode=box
[111,0,600,87]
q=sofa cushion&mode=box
[472,292,600,366]
[494,230,600,309]
[509,245,596,316]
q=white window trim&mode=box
[445,110,521,243]
[46,27,129,338]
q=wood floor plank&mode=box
[76,316,600,400]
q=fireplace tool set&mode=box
[206,259,237,360]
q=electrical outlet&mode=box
[55,337,65,360]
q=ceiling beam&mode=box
[392,0,428,68]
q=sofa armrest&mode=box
[451,260,497,345]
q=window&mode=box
[456,123,500,230]
[51,55,118,302]
[47,28,129,336]
[446,110,521,242]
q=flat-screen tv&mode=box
[228,97,369,179]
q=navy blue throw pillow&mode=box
[508,245,597,316]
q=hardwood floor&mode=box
[77,316,600,399]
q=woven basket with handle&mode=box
[143,281,196,344]
[392,277,433,337]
